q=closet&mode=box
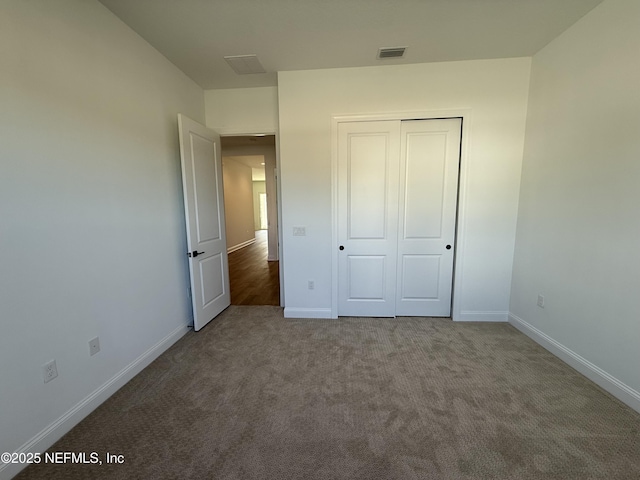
[337,118,461,317]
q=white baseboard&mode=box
[0,324,190,480]
[509,313,640,414]
[454,310,509,322]
[227,238,256,254]
[284,307,333,319]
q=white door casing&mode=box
[337,118,461,317]
[396,119,461,316]
[178,114,230,331]
[338,121,401,317]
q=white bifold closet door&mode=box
[338,118,461,317]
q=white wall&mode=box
[205,86,279,135]
[278,59,531,319]
[222,158,255,250]
[0,1,204,477]
[510,0,640,410]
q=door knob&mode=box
[188,250,205,257]
[339,245,344,250]
[446,245,452,250]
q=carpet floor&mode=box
[17,306,640,479]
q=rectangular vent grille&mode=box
[377,47,407,59]
[224,55,266,75]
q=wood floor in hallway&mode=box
[228,230,280,306]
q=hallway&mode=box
[228,230,280,306]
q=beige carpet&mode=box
[17,306,640,479]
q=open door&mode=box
[178,114,230,331]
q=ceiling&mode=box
[98,0,603,90]
[221,135,276,149]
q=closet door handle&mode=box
[446,245,452,250]
[339,245,345,251]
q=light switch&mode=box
[293,226,306,236]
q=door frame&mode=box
[331,109,472,320]
[217,128,284,307]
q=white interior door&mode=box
[396,119,461,316]
[338,121,401,317]
[178,114,230,331]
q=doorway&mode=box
[220,135,280,306]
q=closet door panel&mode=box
[338,121,400,317]
[396,119,461,317]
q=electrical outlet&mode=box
[293,226,306,236]
[537,294,545,308]
[42,360,58,383]
[308,280,315,290]
[89,337,100,356]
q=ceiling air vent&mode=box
[224,55,266,74]
[377,47,407,59]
